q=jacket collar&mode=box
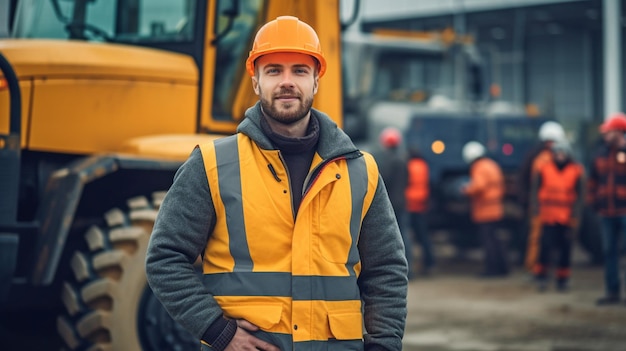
[237,101,360,160]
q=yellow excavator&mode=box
[0,0,352,349]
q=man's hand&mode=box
[224,320,280,351]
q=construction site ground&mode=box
[402,241,626,351]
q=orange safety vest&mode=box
[531,149,553,175]
[464,157,504,223]
[405,158,429,213]
[538,162,584,225]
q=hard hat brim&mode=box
[246,48,327,77]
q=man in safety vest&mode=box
[519,121,567,271]
[461,141,509,277]
[530,139,585,292]
[145,16,408,351]
[589,112,626,305]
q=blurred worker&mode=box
[461,141,509,277]
[530,139,585,292]
[372,127,413,278]
[519,121,567,271]
[405,145,435,277]
[588,112,626,305]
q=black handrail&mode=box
[341,0,361,31]
[0,51,21,135]
[0,51,22,227]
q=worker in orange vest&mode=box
[461,141,509,277]
[405,146,435,277]
[520,121,567,271]
[530,139,585,292]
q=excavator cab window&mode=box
[12,0,196,43]
[212,0,261,121]
[115,0,197,42]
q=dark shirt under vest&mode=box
[260,114,320,216]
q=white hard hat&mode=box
[538,121,565,141]
[462,141,486,164]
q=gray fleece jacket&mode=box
[145,101,408,351]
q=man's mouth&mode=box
[275,95,299,102]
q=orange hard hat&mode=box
[379,127,402,148]
[246,16,326,77]
[599,112,626,133]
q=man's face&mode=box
[251,52,319,125]
[553,150,568,163]
[602,130,621,146]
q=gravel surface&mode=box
[403,246,626,351]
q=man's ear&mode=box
[252,75,260,95]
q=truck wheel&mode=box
[57,193,199,350]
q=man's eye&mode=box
[266,68,279,74]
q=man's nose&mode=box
[279,71,295,88]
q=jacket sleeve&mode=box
[464,163,486,196]
[358,177,409,351]
[145,147,225,340]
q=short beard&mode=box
[260,88,314,125]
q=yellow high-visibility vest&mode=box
[199,133,379,350]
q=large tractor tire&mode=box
[57,193,198,351]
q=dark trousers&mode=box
[477,221,509,275]
[537,223,573,282]
[600,216,626,296]
[409,212,435,270]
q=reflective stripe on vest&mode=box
[214,136,253,271]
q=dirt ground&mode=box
[403,245,626,351]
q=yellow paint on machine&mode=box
[0,40,198,154]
